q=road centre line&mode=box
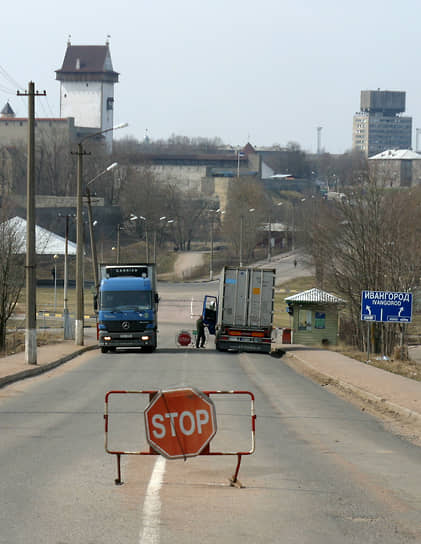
[139,456,166,544]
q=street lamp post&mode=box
[210,214,214,280]
[53,254,58,313]
[140,216,149,262]
[208,208,223,280]
[239,208,255,267]
[57,213,73,339]
[267,201,283,262]
[129,214,149,262]
[86,162,118,290]
[153,216,167,263]
[116,224,122,264]
[75,123,127,346]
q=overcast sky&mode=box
[1,0,419,154]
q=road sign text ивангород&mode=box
[361,290,413,323]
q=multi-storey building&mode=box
[352,90,412,157]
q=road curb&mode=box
[285,351,421,425]
[0,344,98,390]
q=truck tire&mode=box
[101,347,108,354]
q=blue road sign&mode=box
[361,291,412,323]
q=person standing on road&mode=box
[196,315,206,348]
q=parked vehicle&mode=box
[202,266,275,353]
[96,264,159,353]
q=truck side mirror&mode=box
[93,294,98,311]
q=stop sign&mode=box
[144,387,217,459]
[177,330,192,347]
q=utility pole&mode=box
[63,215,72,339]
[86,187,99,289]
[267,216,272,262]
[73,143,90,345]
[17,82,46,364]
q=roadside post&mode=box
[104,387,256,487]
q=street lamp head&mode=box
[113,122,129,130]
[249,208,256,212]
[106,162,118,172]
[159,216,167,221]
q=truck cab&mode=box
[97,264,158,353]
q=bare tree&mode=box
[222,177,267,263]
[303,182,421,354]
[164,184,209,251]
[0,208,25,352]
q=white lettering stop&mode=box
[151,409,210,439]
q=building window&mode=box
[107,97,114,111]
[315,312,326,329]
[298,309,312,331]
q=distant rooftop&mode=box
[56,43,119,82]
[285,288,345,304]
[1,102,15,117]
[369,149,421,160]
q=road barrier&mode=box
[104,388,256,487]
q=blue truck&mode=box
[97,264,159,353]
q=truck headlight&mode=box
[141,335,150,341]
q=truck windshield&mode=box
[101,291,152,311]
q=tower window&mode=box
[107,97,114,111]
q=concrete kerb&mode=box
[284,351,421,426]
[0,344,98,390]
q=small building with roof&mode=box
[284,288,345,346]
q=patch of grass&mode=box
[4,329,65,356]
[16,287,95,316]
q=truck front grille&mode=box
[103,320,152,332]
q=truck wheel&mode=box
[101,347,108,354]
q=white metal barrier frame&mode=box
[104,389,256,487]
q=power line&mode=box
[0,63,24,91]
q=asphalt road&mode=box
[1,282,420,543]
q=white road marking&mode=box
[139,456,166,544]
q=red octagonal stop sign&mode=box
[144,387,217,459]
